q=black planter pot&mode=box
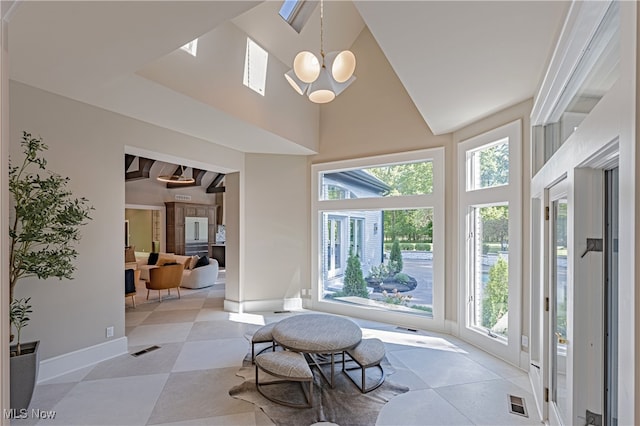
[10,340,39,411]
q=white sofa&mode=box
[135,252,219,289]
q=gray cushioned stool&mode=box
[342,338,386,393]
[251,322,277,362]
[255,351,313,408]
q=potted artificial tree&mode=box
[9,131,92,410]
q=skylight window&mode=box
[279,0,301,21]
[180,39,198,57]
[278,0,314,34]
[243,38,268,96]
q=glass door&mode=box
[326,216,345,278]
[550,183,569,425]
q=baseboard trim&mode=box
[444,319,458,336]
[38,337,128,383]
[224,298,303,313]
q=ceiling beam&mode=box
[124,154,136,172]
[125,156,155,181]
[206,173,225,193]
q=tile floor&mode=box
[15,280,542,425]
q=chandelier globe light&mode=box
[324,50,356,83]
[284,69,309,95]
[308,68,336,104]
[285,0,356,103]
[293,51,320,83]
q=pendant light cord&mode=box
[320,0,325,63]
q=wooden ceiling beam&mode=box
[125,156,155,181]
[206,173,225,193]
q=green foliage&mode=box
[482,257,509,329]
[382,210,433,243]
[389,240,403,274]
[479,142,509,188]
[480,205,509,250]
[367,161,433,197]
[367,263,391,283]
[482,243,490,255]
[394,273,410,285]
[10,297,32,356]
[381,289,412,306]
[342,253,369,298]
[410,305,433,314]
[9,132,93,344]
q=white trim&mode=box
[529,365,545,421]
[311,147,446,331]
[458,119,522,367]
[224,297,303,313]
[37,337,128,384]
[531,1,613,126]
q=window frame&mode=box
[311,148,446,331]
[243,37,268,96]
[458,120,522,365]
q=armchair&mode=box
[125,268,137,308]
[146,264,184,302]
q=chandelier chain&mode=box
[320,0,325,61]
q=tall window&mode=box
[459,120,521,362]
[312,149,445,329]
[243,38,268,96]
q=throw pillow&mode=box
[181,257,191,270]
[189,255,199,270]
[147,252,159,265]
[125,246,136,263]
[157,253,176,266]
[194,255,210,269]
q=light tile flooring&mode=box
[16,282,541,425]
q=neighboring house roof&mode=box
[325,170,390,196]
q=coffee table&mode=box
[272,313,362,387]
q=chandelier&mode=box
[157,164,195,184]
[284,0,356,103]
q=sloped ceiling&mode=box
[7,1,569,153]
[354,1,570,134]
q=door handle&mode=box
[555,332,568,345]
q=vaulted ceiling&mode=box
[7,1,569,155]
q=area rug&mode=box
[229,352,409,426]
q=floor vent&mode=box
[396,326,418,332]
[131,345,161,357]
[508,394,528,417]
[273,310,291,314]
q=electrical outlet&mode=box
[106,326,114,338]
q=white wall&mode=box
[137,21,319,154]
[10,81,126,360]
[239,153,309,308]
[8,80,249,363]
[1,4,11,415]
[315,27,451,164]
